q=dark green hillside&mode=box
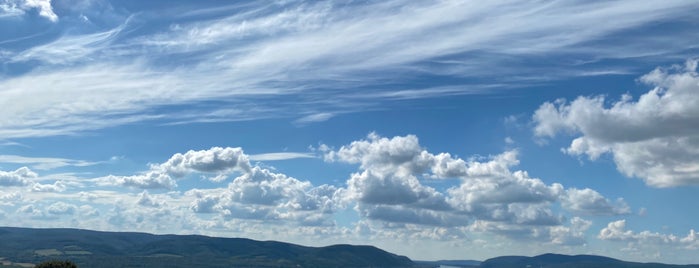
[0,227,412,268]
[3,227,699,268]
[480,253,699,268]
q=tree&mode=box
[34,260,77,268]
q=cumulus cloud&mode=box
[0,192,23,206]
[599,220,699,250]
[31,180,67,192]
[22,0,56,21]
[0,135,638,252]
[0,0,57,21]
[326,133,628,242]
[104,147,254,189]
[136,191,163,208]
[105,171,177,190]
[0,167,36,186]
[533,59,699,187]
[549,217,592,246]
[154,147,252,179]
[187,166,339,226]
[562,188,630,215]
[47,201,76,215]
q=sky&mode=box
[1,0,699,264]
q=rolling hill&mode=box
[0,227,413,268]
[2,227,699,268]
[480,253,699,268]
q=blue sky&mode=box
[1,0,699,264]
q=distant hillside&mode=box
[480,253,699,268]
[3,227,699,268]
[0,227,413,268]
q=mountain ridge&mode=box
[2,227,699,268]
[0,226,413,267]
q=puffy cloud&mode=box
[105,147,256,190]
[0,136,638,252]
[345,170,449,211]
[599,220,699,249]
[0,167,36,186]
[188,190,221,213]
[31,180,67,192]
[533,59,699,187]
[327,133,464,226]
[189,166,339,226]
[155,147,252,179]
[136,191,163,208]
[79,205,99,217]
[358,204,464,227]
[0,192,23,206]
[0,0,57,21]
[327,133,447,177]
[549,217,592,246]
[562,188,630,215]
[17,204,42,217]
[105,171,177,190]
[327,133,625,244]
[22,0,57,21]
[226,166,312,206]
[47,202,76,215]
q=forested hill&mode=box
[479,253,699,268]
[0,227,413,268]
[2,227,698,268]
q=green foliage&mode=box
[34,260,77,268]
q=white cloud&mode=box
[326,133,627,243]
[31,180,66,192]
[248,152,316,161]
[154,147,252,179]
[0,167,36,186]
[599,220,699,250]
[562,188,630,215]
[0,0,56,21]
[0,154,99,170]
[12,18,127,64]
[22,0,57,21]
[136,191,163,208]
[533,59,699,187]
[549,217,592,246]
[104,147,255,190]
[104,171,177,190]
[47,201,76,215]
[188,166,339,226]
[0,192,23,206]
[293,113,335,125]
[2,1,698,138]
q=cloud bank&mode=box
[534,59,699,187]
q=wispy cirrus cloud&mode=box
[0,154,100,170]
[1,1,698,138]
[249,152,316,161]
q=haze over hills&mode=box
[1,227,698,268]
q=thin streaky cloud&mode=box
[0,155,101,170]
[0,1,697,139]
[248,152,317,161]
